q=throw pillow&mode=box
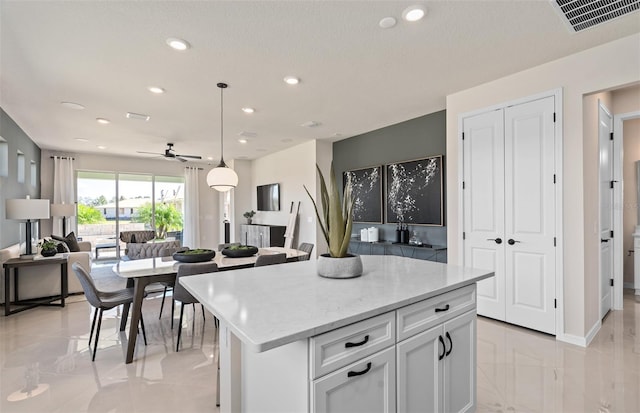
[55,241,70,253]
[52,232,81,252]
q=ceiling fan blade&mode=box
[175,154,202,159]
[137,151,163,155]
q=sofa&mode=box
[0,241,92,303]
[124,240,181,260]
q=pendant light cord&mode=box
[217,82,228,167]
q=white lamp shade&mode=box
[206,166,238,192]
[50,203,76,217]
[6,198,50,220]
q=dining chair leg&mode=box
[140,314,147,346]
[159,286,168,319]
[89,307,99,345]
[176,302,185,352]
[171,299,175,329]
[93,308,104,362]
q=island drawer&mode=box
[310,312,395,379]
[396,284,476,342]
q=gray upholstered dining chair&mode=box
[254,253,287,267]
[297,243,314,261]
[174,261,219,352]
[72,262,147,361]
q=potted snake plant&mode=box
[304,164,362,278]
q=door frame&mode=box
[457,88,564,338]
[612,110,640,309]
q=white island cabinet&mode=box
[180,255,493,413]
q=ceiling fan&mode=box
[137,143,202,162]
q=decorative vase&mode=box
[317,254,363,279]
[41,249,57,257]
[246,218,252,224]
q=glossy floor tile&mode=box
[0,291,219,413]
[477,291,640,413]
[1,280,638,412]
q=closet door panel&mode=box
[504,96,556,335]
[463,110,506,321]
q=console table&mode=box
[3,256,68,316]
[348,240,447,263]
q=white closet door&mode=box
[504,96,556,335]
[463,109,506,321]
[598,102,614,319]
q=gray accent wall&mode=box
[0,108,42,249]
[332,110,447,252]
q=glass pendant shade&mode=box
[207,164,239,192]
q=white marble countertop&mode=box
[180,255,493,353]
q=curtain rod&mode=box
[50,156,75,160]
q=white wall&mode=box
[622,119,640,285]
[248,140,325,253]
[40,150,219,249]
[446,34,640,340]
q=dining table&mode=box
[112,247,307,364]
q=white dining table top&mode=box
[112,247,306,278]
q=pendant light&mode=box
[207,82,239,191]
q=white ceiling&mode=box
[1,1,639,164]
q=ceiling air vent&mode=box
[551,0,640,32]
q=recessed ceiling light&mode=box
[61,101,85,110]
[126,112,150,121]
[402,5,426,22]
[148,86,165,94]
[241,107,255,114]
[238,138,248,144]
[207,156,214,161]
[75,138,89,143]
[97,145,107,150]
[379,17,397,29]
[284,76,300,85]
[96,118,110,124]
[166,38,190,51]
[301,120,320,128]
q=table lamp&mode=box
[5,197,50,256]
[50,203,76,236]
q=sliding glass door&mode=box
[76,171,184,260]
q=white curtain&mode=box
[53,157,75,235]
[183,167,200,248]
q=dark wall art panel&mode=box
[386,155,443,226]
[343,166,383,224]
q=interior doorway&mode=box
[613,110,640,305]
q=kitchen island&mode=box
[180,255,493,413]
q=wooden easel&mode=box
[284,201,300,249]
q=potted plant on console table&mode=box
[304,164,361,279]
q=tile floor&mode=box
[0,285,638,412]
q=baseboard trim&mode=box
[557,319,601,348]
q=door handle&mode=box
[507,239,521,245]
[438,335,446,360]
[600,238,610,243]
[487,238,502,244]
[345,335,369,348]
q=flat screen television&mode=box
[257,183,280,211]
